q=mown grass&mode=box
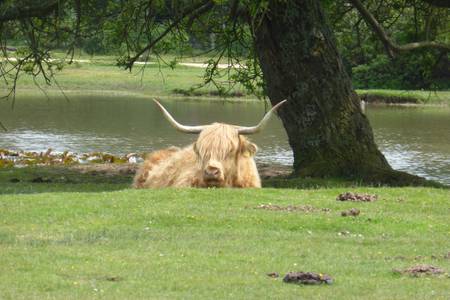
[10,63,239,98]
[0,166,449,299]
[2,56,448,104]
[5,57,249,100]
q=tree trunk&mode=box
[253,0,423,184]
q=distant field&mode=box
[9,62,238,98]
[1,54,448,104]
[0,166,449,299]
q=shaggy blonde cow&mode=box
[133,99,286,188]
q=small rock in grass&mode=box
[283,272,333,285]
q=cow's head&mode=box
[192,123,259,187]
[153,99,286,187]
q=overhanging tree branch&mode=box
[349,0,450,57]
[123,0,214,70]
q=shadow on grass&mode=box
[0,166,132,194]
[1,165,447,195]
[264,175,448,189]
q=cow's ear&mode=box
[241,140,258,157]
[246,142,258,155]
[193,142,198,154]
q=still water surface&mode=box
[1,95,449,185]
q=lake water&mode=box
[1,95,449,185]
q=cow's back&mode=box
[138,146,198,188]
[133,146,181,188]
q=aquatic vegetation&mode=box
[0,148,142,168]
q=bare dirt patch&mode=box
[70,163,138,176]
[283,272,333,285]
[254,204,331,213]
[337,192,378,202]
[257,163,292,179]
[385,253,450,261]
[70,162,292,179]
[393,265,446,277]
[341,208,361,217]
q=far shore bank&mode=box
[0,59,447,106]
[7,87,450,107]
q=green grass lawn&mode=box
[5,54,250,100]
[0,167,449,299]
[10,62,237,99]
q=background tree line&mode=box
[3,0,448,90]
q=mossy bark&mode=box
[253,0,423,184]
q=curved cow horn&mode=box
[153,99,206,134]
[236,99,287,135]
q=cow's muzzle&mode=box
[203,162,224,186]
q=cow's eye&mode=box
[227,150,237,159]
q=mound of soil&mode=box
[254,204,330,213]
[283,272,333,285]
[337,192,378,202]
[393,265,445,277]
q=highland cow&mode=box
[133,99,286,188]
